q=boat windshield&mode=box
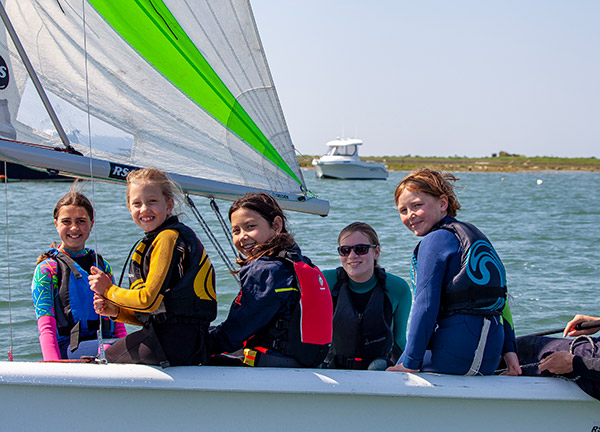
[328,145,357,156]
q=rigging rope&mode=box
[81,0,106,364]
[3,162,13,361]
[185,195,240,287]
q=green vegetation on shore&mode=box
[299,152,600,172]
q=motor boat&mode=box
[312,138,388,180]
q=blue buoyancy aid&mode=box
[413,218,507,317]
[46,249,116,351]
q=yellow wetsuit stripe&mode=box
[274,287,298,293]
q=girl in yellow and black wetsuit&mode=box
[89,168,216,367]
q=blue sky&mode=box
[251,1,600,157]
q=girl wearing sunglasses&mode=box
[321,222,412,370]
[388,169,521,376]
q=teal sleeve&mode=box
[384,273,412,351]
[321,269,338,294]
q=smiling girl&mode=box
[32,185,126,360]
[89,168,216,366]
[388,169,521,376]
[208,192,332,368]
[321,222,412,370]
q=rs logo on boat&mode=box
[109,163,139,180]
[0,56,9,90]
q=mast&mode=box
[0,2,73,151]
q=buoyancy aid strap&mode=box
[465,317,492,376]
[147,322,171,368]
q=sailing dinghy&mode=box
[0,1,598,429]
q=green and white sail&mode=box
[0,0,328,215]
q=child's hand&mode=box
[94,293,119,318]
[89,266,112,296]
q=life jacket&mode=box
[328,267,394,369]
[45,248,116,352]
[129,216,217,326]
[244,250,333,367]
[413,218,507,317]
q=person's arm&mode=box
[90,230,179,312]
[573,356,600,382]
[499,300,521,375]
[32,260,62,360]
[209,259,296,354]
[564,314,600,337]
[386,273,412,352]
[395,230,459,371]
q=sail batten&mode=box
[0,0,327,215]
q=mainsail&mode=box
[0,0,329,216]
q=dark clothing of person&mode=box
[517,334,600,400]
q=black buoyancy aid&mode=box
[46,249,115,351]
[329,267,394,369]
[414,219,507,317]
[247,250,333,367]
[129,217,217,325]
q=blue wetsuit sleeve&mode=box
[385,273,412,352]
[209,258,297,354]
[399,230,460,370]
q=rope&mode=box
[3,162,13,361]
[81,0,106,364]
[185,195,240,287]
[209,198,237,257]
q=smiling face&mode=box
[396,189,448,237]
[127,181,174,232]
[338,230,380,283]
[54,205,93,251]
[230,208,282,257]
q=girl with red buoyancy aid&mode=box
[89,168,217,366]
[388,169,521,376]
[32,185,126,360]
[208,192,332,367]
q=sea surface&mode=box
[1,170,599,361]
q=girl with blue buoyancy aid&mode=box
[387,169,521,375]
[321,222,412,370]
[32,185,126,360]
[208,192,333,368]
[89,168,217,367]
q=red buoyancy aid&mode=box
[293,259,333,345]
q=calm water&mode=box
[1,170,599,361]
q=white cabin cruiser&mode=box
[312,138,388,180]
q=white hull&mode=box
[1,361,598,431]
[313,160,388,180]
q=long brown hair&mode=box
[394,168,461,218]
[229,192,295,265]
[36,181,94,265]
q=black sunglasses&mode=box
[337,244,377,257]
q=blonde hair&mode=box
[126,167,182,211]
[394,168,461,218]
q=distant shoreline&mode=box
[299,155,600,172]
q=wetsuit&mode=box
[517,334,600,400]
[399,216,516,375]
[32,247,126,360]
[208,244,330,367]
[322,267,412,370]
[103,216,217,367]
